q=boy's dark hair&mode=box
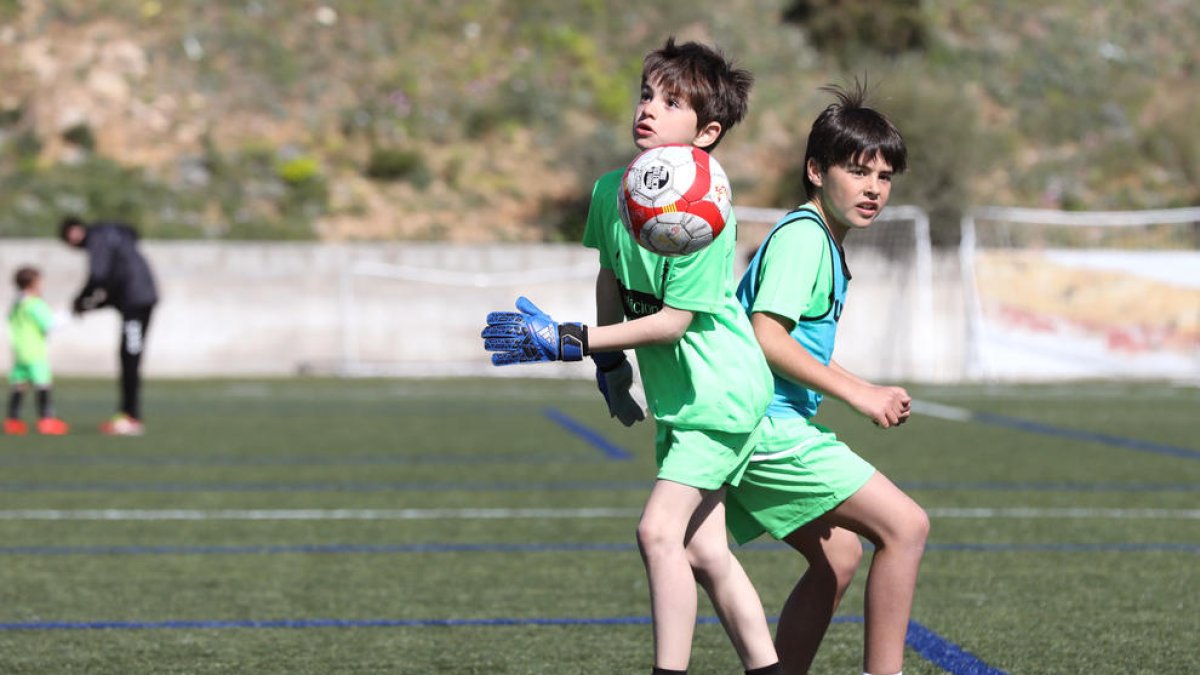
[802,80,907,200]
[641,37,754,151]
[14,266,39,291]
[59,215,86,242]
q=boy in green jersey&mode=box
[483,38,781,675]
[6,266,69,436]
[730,84,929,675]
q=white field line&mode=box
[0,508,641,521]
[0,507,1197,521]
[928,507,1200,519]
[910,399,975,422]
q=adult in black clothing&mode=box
[59,215,159,435]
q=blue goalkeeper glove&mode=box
[593,351,645,427]
[482,296,588,366]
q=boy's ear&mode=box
[693,120,722,149]
[806,158,823,188]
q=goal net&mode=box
[736,205,947,382]
[960,206,1200,382]
[336,245,599,378]
[336,207,944,382]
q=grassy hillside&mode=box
[0,0,1196,243]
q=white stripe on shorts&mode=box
[750,435,824,462]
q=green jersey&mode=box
[8,294,54,365]
[582,168,772,433]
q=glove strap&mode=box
[592,351,627,372]
[558,323,588,362]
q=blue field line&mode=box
[0,614,1005,673]
[922,402,1200,461]
[1,479,1196,493]
[905,619,1007,675]
[1,541,1195,557]
[0,542,634,556]
[543,408,634,460]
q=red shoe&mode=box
[36,418,70,435]
[100,414,144,436]
[3,419,27,435]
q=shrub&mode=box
[276,155,320,185]
[62,123,97,152]
[782,0,929,66]
[365,147,431,187]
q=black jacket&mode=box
[75,222,159,313]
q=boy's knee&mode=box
[805,531,861,589]
[685,539,730,580]
[898,504,930,553]
[636,518,675,559]
[828,537,864,586]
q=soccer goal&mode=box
[736,205,947,382]
[960,206,1200,382]
[335,207,946,381]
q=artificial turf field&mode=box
[0,377,1196,674]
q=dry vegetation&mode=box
[1,0,1196,242]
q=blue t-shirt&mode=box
[737,205,851,419]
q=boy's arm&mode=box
[827,359,871,388]
[751,311,910,428]
[74,235,113,313]
[591,268,646,426]
[588,305,692,351]
[32,301,55,335]
[595,268,625,327]
[593,267,695,349]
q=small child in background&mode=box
[6,266,69,435]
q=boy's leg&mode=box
[7,385,22,419]
[638,479,708,670]
[685,495,778,670]
[33,385,68,435]
[725,417,874,673]
[776,522,863,674]
[5,381,29,434]
[35,382,55,419]
[119,308,151,419]
[822,472,929,675]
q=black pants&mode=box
[120,306,153,420]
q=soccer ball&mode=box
[618,144,733,257]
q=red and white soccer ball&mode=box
[618,144,733,257]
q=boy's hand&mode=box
[72,289,107,315]
[593,352,645,426]
[482,296,587,365]
[852,384,912,429]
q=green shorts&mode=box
[726,416,875,545]
[9,361,52,387]
[655,420,763,491]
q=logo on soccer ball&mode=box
[642,165,671,191]
[618,144,733,257]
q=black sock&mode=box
[652,669,687,675]
[36,388,52,419]
[7,389,21,419]
[745,664,783,675]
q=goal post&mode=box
[960,206,1200,382]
